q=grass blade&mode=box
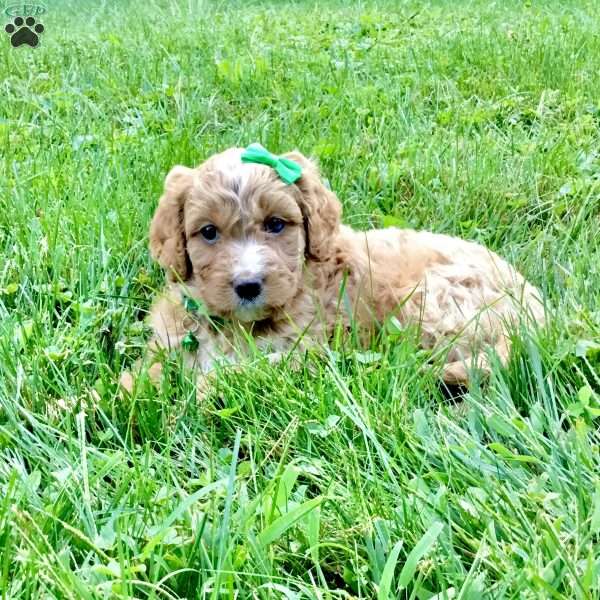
[258,496,324,548]
[398,522,444,591]
[377,539,404,600]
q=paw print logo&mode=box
[4,15,44,47]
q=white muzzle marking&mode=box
[232,242,265,282]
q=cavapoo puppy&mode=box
[145,143,544,390]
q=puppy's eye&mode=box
[199,224,219,243]
[264,217,285,234]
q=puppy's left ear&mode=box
[149,165,195,281]
[283,151,341,262]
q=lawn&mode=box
[1,0,600,597]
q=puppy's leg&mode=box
[441,336,510,385]
[441,359,471,385]
[119,359,164,394]
[118,334,170,394]
[195,358,240,402]
[265,350,305,372]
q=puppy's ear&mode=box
[283,151,341,262]
[149,165,195,281]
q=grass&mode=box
[1,0,600,597]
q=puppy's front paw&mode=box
[118,361,164,395]
[266,351,284,365]
[266,351,305,372]
[197,369,226,402]
[119,370,135,395]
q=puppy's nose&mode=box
[234,280,262,301]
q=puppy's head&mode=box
[149,147,341,322]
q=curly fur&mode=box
[147,147,544,387]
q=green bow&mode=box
[241,143,302,185]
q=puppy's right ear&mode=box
[149,166,195,281]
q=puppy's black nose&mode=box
[234,280,262,301]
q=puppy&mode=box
[146,146,544,390]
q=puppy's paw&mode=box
[119,370,135,395]
[118,361,164,395]
[195,361,241,402]
[266,351,308,373]
[147,361,164,384]
[196,370,219,402]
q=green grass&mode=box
[1,0,600,597]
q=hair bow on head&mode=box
[240,143,302,185]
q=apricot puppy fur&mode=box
[148,147,544,387]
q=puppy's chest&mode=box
[176,304,295,365]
